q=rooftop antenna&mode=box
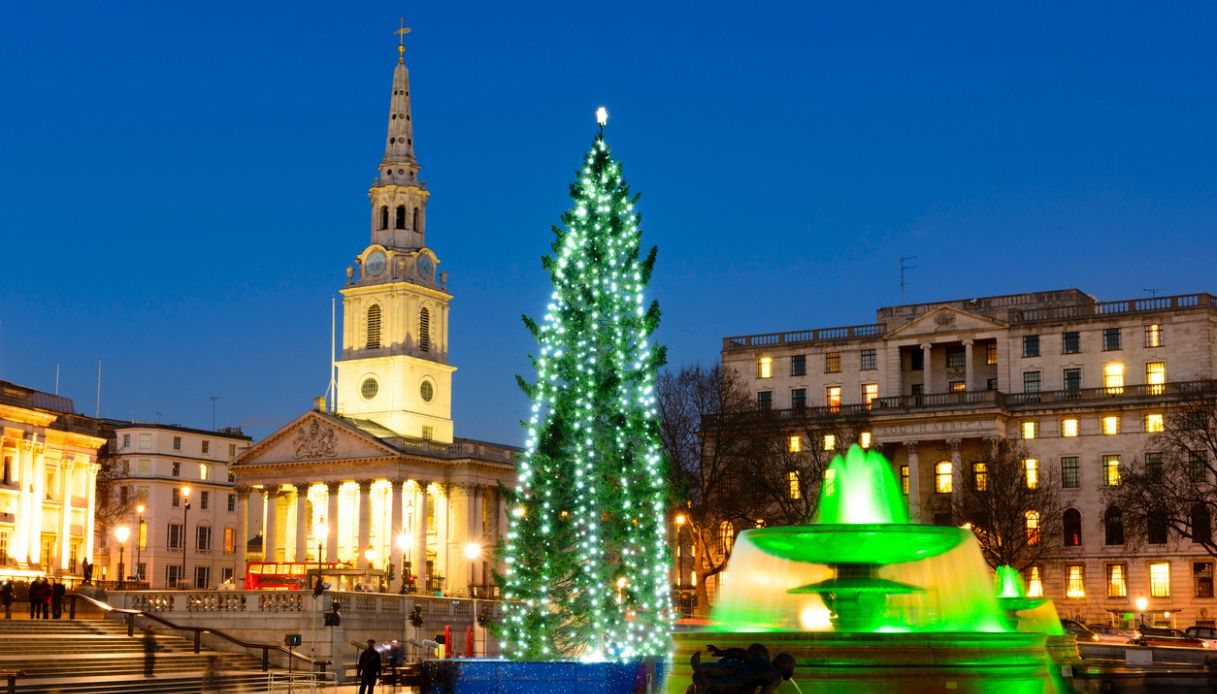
[899,256,918,303]
[95,359,102,418]
[154,410,163,423]
[328,297,337,413]
[1143,288,1164,298]
[210,396,221,430]
[55,363,60,395]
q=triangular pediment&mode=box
[232,410,400,469]
[886,306,1006,338]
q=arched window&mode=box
[1063,508,1082,547]
[1148,508,1168,545]
[379,205,389,230]
[366,305,381,349]
[718,520,735,555]
[419,307,431,352]
[935,461,953,494]
[395,205,407,230]
[1025,510,1040,546]
[1104,506,1124,546]
[1193,503,1212,543]
[413,207,420,231]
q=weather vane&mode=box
[394,17,412,62]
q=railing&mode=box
[1005,380,1217,407]
[875,289,1093,322]
[110,589,507,622]
[66,592,330,673]
[872,390,1005,411]
[723,323,886,351]
[702,404,871,429]
[1009,293,1217,324]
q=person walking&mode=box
[40,578,51,619]
[50,579,65,619]
[27,579,41,619]
[142,626,157,677]
[356,639,382,694]
[1,580,13,620]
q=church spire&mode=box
[382,18,418,176]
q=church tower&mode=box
[334,27,455,442]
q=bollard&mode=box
[68,596,76,620]
[193,630,201,654]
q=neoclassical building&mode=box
[231,36,517,596]
[0,381,105,580]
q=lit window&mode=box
[758,357,773,379]
[900,465,909,494]
[823,434,836,451]
[1102,416,1120,435]
[826,386,841,411]
[1066,564,1085,598]
[1150,561,1171,598]
[825,352,841,373]
[1104,454,1121,486]
[935,462,953,494]
[1061,418,1079,437]
[1028,566,1043,597]
[1024,459,1039,489]
[986,343,998,365]
[949,381,966,392]
[1022,421,1038,439]
[1107,564,1127,598]
[1025,510,1040,545]
[1146,362,1165,395]
[972,462,988,492]
[200,464,209,481]
[824,468,836,497]
[1145,413,1164,433]
[787,471,801,499]
[860,432,872,448]
[1145,324,1163,348]
[718,521,735,555]
[1104,363,1125,394]
[788,436,801,453]
[862,383,878,409]
[1195,562,1214,599]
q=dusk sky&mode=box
[2,2,1215,445]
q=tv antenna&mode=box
[1143,288,1165,298]
[899,256,918,303]
[210,396,221,430]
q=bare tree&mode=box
[951,438,1066,572]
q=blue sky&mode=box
[1,2,1215,444]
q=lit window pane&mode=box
[1028,566,1043,597]
[862,383,878,409]
[826,386,841,410]
[1103,416,1120,435]
[1024,459,1039,489]
[1146,362,1165,395]
[1145,324,1163,348]
[1150,562,1171,598]
[860,432,872,448]
[788,435,801,453]
[1066,564,1085,598]
[1022,421,1037,439]
[823,434,836,451]
[1145,413,1164,433]
[1104,363,1125,394]
[1061,418,1079,437]
[758,357,773,379]
[1107,564,1127,598]
[787,471,800,499]
[1026,511,1040,545]
[936,462,953,494]
[1104,455,1121,486]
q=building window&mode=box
[168,523,184,550]
[790,355,806,376]
[196,526,211,551]
[757,391,772,411]
[1065,564,1085,598]
[825,352,841,374]
[860,432,872,448]
[201,440,210,454]
[419,307,431,352]
[985,343,998,365]
[1191,452,1209,484]
[167,565,183,588]
[1027,566,1043,597]
[194,566,210,590]
[228,443,237,457]
[787,471,800,499]
[173,436,181,450]
[1148,511,1169,545]
[946,347,966,368]
[1103,363,1125,394]
[791,388,806,410]
[1061,418,1079,438]
[900,465,909,494]
[1145,324,1163,348]
[1022,421,1038,439]
[911,384,923,395]
[227,494,236,513]
[1104,455,1121,486]
[171,462,180,477]
[860,349,877,371]
[200,464,209,481]
[1062,331,1080,354]
[1105,507,1124,545]
[1145,413,1164,433]
[1146,362,1166,395]
[421,425,434,441]
[139,433,151,450]
[1193,502,1212,541]
[823,434,836,451]
[123,434,131,448]
[1103,328,1122,351]
[1061,456,1080,488]
[1102,416,1120,435]
[1025,459,1039,489]
[1025,510,1040,545]
[1145,452,1164,482]
[1063,368,1081,392]
[1107,564,1127,598]
[379,205,389,230]
[200,491,209,510]
[862,383,878,409]
[1196,562,1215,599]
[1063,508,1081,546]
[395,205,406,230]
[757,356,773,379]
[825,386,841,411]
[172,488,181,507]
[972,462,988,492]
[1022,336,1040,358]
[909,349,924,371]
[718,521,735,555]
[949,381,966,392]
[1149,562,1171,598]
[224,528,236,554]
[1023,371,1041,393]
[935,462,953,494]
[986,377,998,390]
[788,436,801,453]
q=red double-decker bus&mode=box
[245,562,339,590]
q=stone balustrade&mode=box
[111,589,507,622]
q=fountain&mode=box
[670,445,1069,693]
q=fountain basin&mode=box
[748,524,968,566]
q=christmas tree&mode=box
[499,111,673,661]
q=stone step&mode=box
[14,670,278,694]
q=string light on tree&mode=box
[498,107,673,661]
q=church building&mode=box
[231,34,517,597]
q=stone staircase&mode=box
[0,617,285,693]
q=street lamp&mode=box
[114,526,131,590]
[313,521,327,593]
[673,514,687,587]
[1135,596,1149,630]
[180,486,191,589]
[135,503,146,584]
[396,533,412,594]
[464,542,482,597]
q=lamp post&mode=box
[135,503,145,584]
[181,485,191,589]
[396,533,412,594]
[464,542,482,598]
[115,526,130,590]
[1135,596,1148,631]
[313,521,327,592]
[673,513,687,616]
[365,547,378,591]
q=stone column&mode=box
[235,486,251,580]
[10,445,28,564]
[263,487,279,563]
[389,480,405,590]
[357,480,373,570]
[30,448,46,566]
[58,460,75,571]
[920,343,933,395]
[325,482,340,563]
[83,464,96,563]
[435,484,449,592]
[948,439,964,499]
[963,339,975,392]
[294,483,310,563]
[904,442,921,522]
[469,485,484,589]
[414,481,428,591]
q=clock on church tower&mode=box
[331,38,456,443]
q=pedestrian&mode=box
[41,578,51,619]
[51,579,66,619]
[142,626,157,677]
[27,579,41,619]
[356,639,382,694]
[201,655,223,692]
[0,580,12,620]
